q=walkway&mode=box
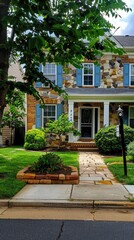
[79,152,117,185]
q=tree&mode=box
[2,89,25,145]
[46,114,80,149]
[0,0,130,142]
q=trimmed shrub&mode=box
[31,153,63,173]
[127,141,134,161]
[95,125,134,154]
[24,128,46,150]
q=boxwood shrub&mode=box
[24,128,46,150]
[95,125,134,154]
[127,141,134,161]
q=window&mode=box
[83,63,94,86]
[43,105,56,126]
[42,63,56,87]
[130,64,134,86]
[129,106,134,128]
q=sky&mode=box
[110,1,134,35]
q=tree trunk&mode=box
[0,1,11,143]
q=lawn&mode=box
[0,147,79,199]
[104,156,134,185]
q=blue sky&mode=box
[111,1,134,35]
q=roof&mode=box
[66,88,134,96]
[114,35,134,47]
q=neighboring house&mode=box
[2,61,25,145]
[26,35,134,149]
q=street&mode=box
[0,219,134,240]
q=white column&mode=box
[104,101,109,127]
[68,101,74,142]
[68,101,74,122]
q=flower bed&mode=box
[16,165,79,184]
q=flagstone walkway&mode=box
[79,152,118,185]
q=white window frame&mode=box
[43,104,57,126]
[41,63,57,88]
[129,64,134,86]
[82,63,94,86]
[129,106,134,127]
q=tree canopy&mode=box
[0,0,130,129]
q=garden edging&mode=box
[16,166,79,184]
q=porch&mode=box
[67,88,134,149]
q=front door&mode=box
[81,108,93,138]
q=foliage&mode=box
[2,89,25,144]
[0,146,78,198]
[24,129,46,150]
[95,125,134,154]
[0,0,131,131]
[127,141,134,162]
[45,114,80,148]
[31,153,63,173]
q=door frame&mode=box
[78,106,100,139]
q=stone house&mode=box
[26,35,134,149]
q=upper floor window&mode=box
[43,63,56,87]
[82,63,94,86]
[130,64,134,86]
[43,104,56,126]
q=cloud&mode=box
[119,12,134,35]
[108,1,134,35]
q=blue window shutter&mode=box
[36,64,42,88]
[94,65,100,87]
[76,68,82,86]
[36,104,42,128]
[124,63,129,87]
[57,65,63,87]
[57,104,63,119]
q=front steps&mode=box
[67,141,98,152]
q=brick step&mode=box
[77,147,98,152]
[67,142,98,151]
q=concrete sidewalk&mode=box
[1,152,134,208]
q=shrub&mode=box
[30,153,63,173]
[24,128,46,150]
[127,141,134,161]
[95,125,134,154]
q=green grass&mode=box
[0,147,79,199]
[104,156,134,185]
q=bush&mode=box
[95,125,134,154]
[30,153,63,173]
[127,141,134,161]
[24,128,46,150]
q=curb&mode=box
[1,199,134,209]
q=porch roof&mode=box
[66,88,134,102]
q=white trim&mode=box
[42,104,57,127]
[69,99,134,103]
[129,63,134,86]
[78,106,100,139]
[82,63,94,86]
[104,101,109,127]
[42,63,57,87]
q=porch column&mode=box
[104,101,109,127]
[68,101,74,122]
[68,101,74,142]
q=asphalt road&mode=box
[0,219,134,240]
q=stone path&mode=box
[79,152,118,185]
